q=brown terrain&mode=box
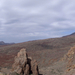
[1,32,75,75]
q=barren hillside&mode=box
[0,33,75,69]
[39,44,75,75]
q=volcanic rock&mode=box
[31,60,39,75]
[12,48,39,75]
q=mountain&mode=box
[0,41,5,45]
[63,32,75,37]
[0,41,15,45]
[70,32,75,35]
[0,32,75,75]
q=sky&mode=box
[0,0,75,43]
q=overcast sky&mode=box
[0,0,75,43]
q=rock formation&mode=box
[11,48,39,75]
[61,46,75,75]
[31,60,39,75]
[62,46,75,71]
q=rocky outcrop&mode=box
[62,46,75,71]
[31,60,39,75]
[11,48,39,75]
[61,46,75,75]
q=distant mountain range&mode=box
[0,41,15,45]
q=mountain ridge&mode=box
[0,41,15,45]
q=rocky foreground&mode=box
[39,46,75,75]
[1,46,75,75]
[0,48,39,75]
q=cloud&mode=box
[0,0,75,43]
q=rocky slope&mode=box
[39,45,75,75]
[62,46,75,75]
[0,33,75,75]
[1,33,75,68]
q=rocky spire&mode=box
[11,48,39,75]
